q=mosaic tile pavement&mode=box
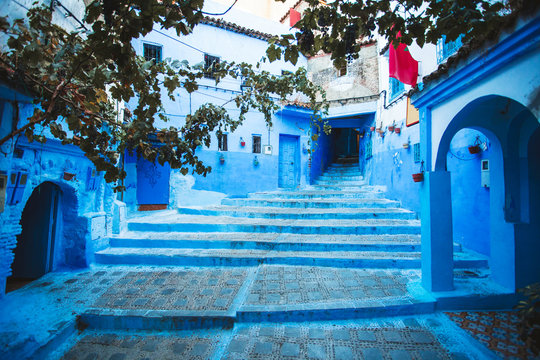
[245,266,417,305]
[224,323,452,360]
[61,333,221,360]
[92,269,249,311]
[445,311,535,360]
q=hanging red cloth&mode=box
[389,33,419,86]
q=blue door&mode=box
[136,158,170,206]
[278,134,299,188]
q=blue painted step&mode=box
[221,198,400,208]
[126,217,421,235]
[177,206,417,220]
[94,247,488,269]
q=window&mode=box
[413,142,421,163]
[218,133,228,151]
[143,43,162,63]
[252,135,261,153]
[436,35,463,64]
[204,54,220,79]
[389,77,405,101]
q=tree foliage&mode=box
[270,0,539,68]
[0,0,325,187]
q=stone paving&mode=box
[56,315,499,360]
[0,264,518,359]
[244,267,413,306]
[93,268,248,311]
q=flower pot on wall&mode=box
[468,145,481,154]
[395,127,401,134]
[403,143,409,149]
[370,126,375,132]
[63,172,75,181]
[219,155,225,164]
[412,173,424,182]
[388,125,395,132]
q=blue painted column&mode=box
[421,170,454,291]
[418,106,453,291]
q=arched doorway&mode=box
[430,95,540,291]
[7,182,62,291]
[446,128,492,259]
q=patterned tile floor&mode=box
[245,267,415,306]
[445,311,536,359]
[93,269,248,311]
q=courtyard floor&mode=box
[0,265,533,359]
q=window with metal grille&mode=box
[204,54,220,79]
[252,135,261,153]
[218,133,228,151]
[413,143,421,163]
[436,35,463,64]
[365,138,372,159]
[389,77,405,101]
[143,43,162,63]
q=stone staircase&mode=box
[95,162,488,270]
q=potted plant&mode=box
[403,142,409,149]
[468,136,482,154]
[219,154,225,164]
[395,127,401,134]
[253,156,259,167]
[412,161,424,182]
[370,126,375,132]
[388,122,395,132]
[63,172,76,181]
[240,137,246,147]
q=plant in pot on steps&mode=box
[412,161,425,182]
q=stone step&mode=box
[221,198,399,209]
[126,216,421,235]
[315,179,366,185]
[109,232,467,253]
[324,169,363,175]
[94,247,488,269]
[109,232,425,252]
[310,184,373,191]
[247,190,385,200]
[328,163,359,168]
[177,206,416,220]
[317,175,364,181]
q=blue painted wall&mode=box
[309,126,334,183]
[367,116,422,216]
[446,129,491,256]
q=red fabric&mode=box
[289,8,301,27]
[389,34,418,86]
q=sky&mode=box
[212,0,298,21]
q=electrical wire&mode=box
[153,29,206,54]
[198,0,238,16]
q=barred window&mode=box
[204,54,220,79]
[436,35,463,64]
[143,43,162,63]
[389,77,405,101]
[218,133,228,151]
[252,135,261,153]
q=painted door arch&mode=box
[278,134,300,189]
[424,95,540,292]
[11,182,61,279]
